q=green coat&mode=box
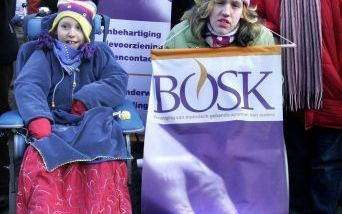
[164,20,275,49]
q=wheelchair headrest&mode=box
[24,13,105,41]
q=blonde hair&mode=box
[182,0,262,46]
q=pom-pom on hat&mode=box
[194,0,250,6]
[50,0,97,42]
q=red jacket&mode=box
[312,0,342,129]
[250,0,280,33]
[252,0,342,129]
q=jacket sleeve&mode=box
[164,27,177,49]
[14,50,53,124]
[252,25,275,46]
[164,20,191,49]
[73,43,128,109]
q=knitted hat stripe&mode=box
[58,4,93,23]
[57,0,96,10]
[57,0,96,18]
[58,2,95,15]
[195,0,250,5]
[58,1,96,14]
[57,1,96,13]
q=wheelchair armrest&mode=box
[0,110,24,129]
[113,100,145,134]
[0,111,25,161]
[0,103,144,131]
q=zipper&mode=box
[51,67,66,108]
[71,68,79,100]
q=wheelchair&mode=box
[0,10,144,214]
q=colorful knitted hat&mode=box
[50,0,97,42]
[194,0,250,5]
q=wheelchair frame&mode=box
[0,11,144,214]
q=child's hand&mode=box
[28,118,52,139]
[70,100,87,115]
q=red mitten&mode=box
[28,118,52,139]
[70,100,87,115]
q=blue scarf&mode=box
[53,39,82,75]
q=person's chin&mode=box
[69,44,80,49]
[216,30,229,36]
[213,27,230,36]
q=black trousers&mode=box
[285,113,342,214]
[0,63,13,195]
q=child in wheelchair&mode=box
[14,0,132,213]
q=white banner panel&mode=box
[97,0,172,123]
[149,47,283,124]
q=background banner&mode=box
[142,47,288,214]
[97,0,172,122]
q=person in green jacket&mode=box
[165,0,274,49]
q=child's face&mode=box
[209,0,244,35]
[56,17,85,49]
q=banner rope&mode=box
[159,25,190,48]
[159,25,296,49]
[270,29,296,48]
